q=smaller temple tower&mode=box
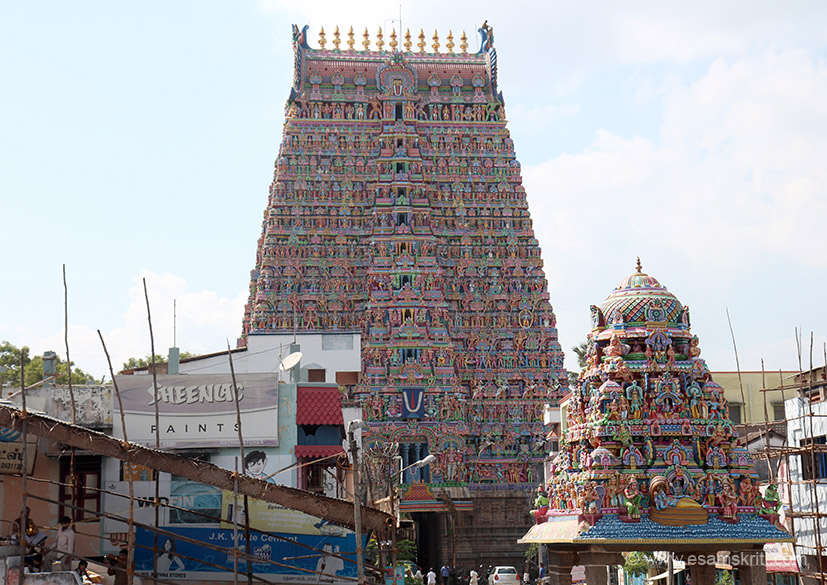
[523,261,793,585]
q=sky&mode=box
[1,1,826,381]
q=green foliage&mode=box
[0,341,30,386]
[366,536,418,567]
[0,341,95,386]
[715,570,734,585]
[571,341,588,369]
[523,543,538,562]
[396,539,417,562]
[623,551,655,578]
[121,352,194,372]
[568,341,588,385]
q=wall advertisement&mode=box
[135,525,359,583]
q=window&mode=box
[304,464,326,493]
[395,103,403,120]
[308,368,326,382]
[59,456,101,522]
[801,435,827,480]
[772,403,786,421]
[729,404,742,425]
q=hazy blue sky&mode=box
[2,1,825,379]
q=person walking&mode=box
[469,567,479,585]
[427,568,437,585]
[441,564,450,585]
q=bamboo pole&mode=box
[63,264,79,555]
[19,349,27,571]
[228,339,253,584]
[144,278,160,585]
[99,329,135,585]
[0,404,391,532]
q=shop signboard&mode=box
[114,374,279,449]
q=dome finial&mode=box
[635,257,643,273]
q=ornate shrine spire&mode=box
[525,267,792,548]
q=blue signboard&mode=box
[135,526,361,582]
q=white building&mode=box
[784,386,827,580]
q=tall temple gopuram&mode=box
[241,24,568,564]
[521,263,793,585]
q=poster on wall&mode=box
[114,374,279,449]
[135,526,359,583]
[220,492,349,537]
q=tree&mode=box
[121,352,194,373]
[0,340,30,386]
[568,341,589,386]
[623,551,655,578]
[571,341,588,369]
[0,340,95,387]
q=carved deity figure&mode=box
[623,477,642,519]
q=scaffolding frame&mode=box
[747,335,827,585]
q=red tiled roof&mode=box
[294,444,345,459]
[296,386,344,425]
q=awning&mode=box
[294,444,345,459]
[644,561,686,583]
[517,518,582,543]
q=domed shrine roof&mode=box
[521,261,793,548]
[593,259,688,342]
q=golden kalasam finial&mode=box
[460,30,468,53]
[404,28,412,52]
[362,27,370,51]
[432,29,440,53]
[636,257,643,273]
[446,30,455,53]
[376,27,384,51]
[347,26,355,50]
[417,29,426,53]
[333,26,341,50]
[390,28,398,50]
[318,27,327,49]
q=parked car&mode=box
[488,566,520,585]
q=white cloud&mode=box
[525,48,827,373]
[4,272,246,381]
[526,49,827,271]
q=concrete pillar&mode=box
[583,565,608,585]
[545,567,571,585]
[736,550,767,585]
[688,562,716,585]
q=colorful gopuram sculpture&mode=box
[529,261,791,549]
[242,24,567,490]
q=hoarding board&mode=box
[114,374,279,449]
[135,526,359,583]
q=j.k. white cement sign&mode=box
[114,374,279,448]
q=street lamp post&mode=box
[391,454,436,585]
